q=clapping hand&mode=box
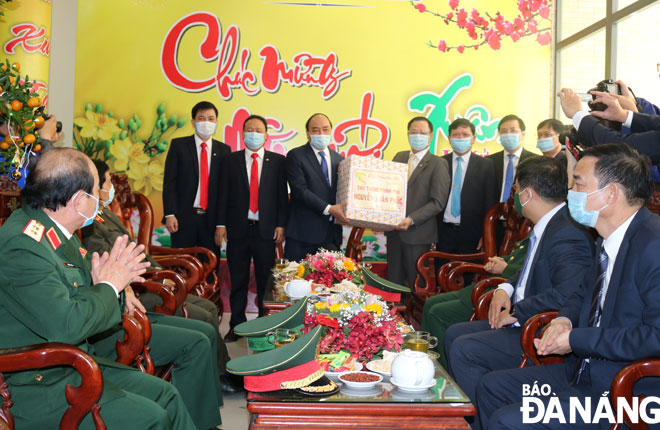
[90,235,150,292]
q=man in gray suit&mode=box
[386,117,451,289]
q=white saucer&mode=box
[390,378,436,392]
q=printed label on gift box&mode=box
[336,155,407,231]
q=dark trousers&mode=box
[436,222,482,284]
[227,224,276,328]
[139,292,229,375]
[171,212,218,254]
[284,222,339,262]
[445,321,525,404]
[477,362,608,430]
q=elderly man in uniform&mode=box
[0,148,222,430]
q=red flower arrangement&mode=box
[305,307,405,363]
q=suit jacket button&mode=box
[34,374,43,382]
[73,282,78,288]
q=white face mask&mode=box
[195,121,217,139]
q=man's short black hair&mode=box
[537,119,564,135]
[305,113,333,131]
[515,156,567,203]
[407,116,433,133]
[243,114,268,131]
[581,143,653,206]
[93,159,110,188]
[191,101,218,119]
[22,148,94,211]
[498,114,526,132]
[448,118,475,135]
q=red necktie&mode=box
[249,152,259,213]
[199,142,209,210]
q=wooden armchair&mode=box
[109,174,222,312]
[345,227,366,262]
[0,344,106,430]
[519,311,660,430]
[408,198,532,326]
[470,277,507,321]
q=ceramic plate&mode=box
[389,377,436,392]
[324,362,363,382]
[365,360,392,377]
[338,371,383,389]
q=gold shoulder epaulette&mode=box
[22,219,45,242]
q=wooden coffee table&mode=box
[247,362,475,429]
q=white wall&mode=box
[48,0,77,147]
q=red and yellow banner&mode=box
[74,0,553,224]
[1,0,50,104]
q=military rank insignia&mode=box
[45,227,62,250]
[22,219,45,242]
[79,247,88,259]
[94,214,104,223]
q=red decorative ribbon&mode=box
[364,284,401,303]
[243,360,322,392]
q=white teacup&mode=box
[391,350,435,387]
[284,279,312,298]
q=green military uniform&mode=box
[0,205,221,429]
[420,236,530,369]
[82,206,230,374]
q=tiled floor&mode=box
[218,312,255,429]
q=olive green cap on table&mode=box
[234,297,308,351]
[226,325,324,392]
[363,268,410,302]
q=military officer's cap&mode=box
[226,326,331,393]
[235,297,308,351]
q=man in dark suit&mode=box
[537,118,567,165]
[216,115,288,342]
[163,101,230,251]
[285,113,348,262]
[488,114,537,203]
[386,117,451,289]
[477,144,660,430]
[444,156,595,418]
[437,118,497,256]
[488,114,538,248]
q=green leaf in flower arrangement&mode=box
[167,114,177,127]
[118,118,125,129]
[157,141,168,151]
[120,130,128,139]
[95,104,102,113]
[107,111,114,118]
[177,118,187,128]
[156,103,166,115]
[85,103,92,111]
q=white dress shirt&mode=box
[597,210,637,324]
[443,151,472,224]
[192,134,213,209]
[246,147,265,221]
[317,146,334,216]
[500,145,524,201]
[496,202,566,304]
[408,148,429,174]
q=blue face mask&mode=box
[567,188,609,227]
[310,134,331,150]
[450,137,472,154]
[77,191,99,228]
[102,185,115,207]
[500,133,521,151]
[536,137,556,153]
[244,132,266,150]
[408,134,430,151]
